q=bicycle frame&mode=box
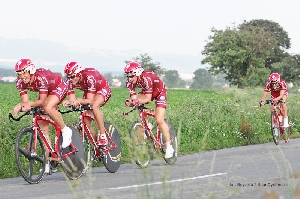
[126,105,172,151]
[9,108,78,162]
[75,106,117,155]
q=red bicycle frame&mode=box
[32,113,78,162]
[77,107,117,155]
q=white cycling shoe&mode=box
[164,145,174,159]
[62,126,72,148]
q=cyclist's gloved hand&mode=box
[124,99,133,107]
[272,99,278,105]
[259,100,265,107]
[132,99,140,107]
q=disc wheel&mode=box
[15,127,46,184]
[60,126,86,180]
[102,122,122,173]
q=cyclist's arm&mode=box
[274,89,285,101]
[136,93,152,104]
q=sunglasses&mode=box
[126,74,135,79]
[16,70,29,77]
[67,74,76,79]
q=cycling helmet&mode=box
[14,59,36,74]
[269,73,280,84]
[64,62,84,75]
[124,61,144,76]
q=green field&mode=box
[1,84,300,179]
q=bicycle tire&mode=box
[83,133,91,174]
[271,112,280,145]
[102,122,122,173]
[162,119,178,165]
[15,126,46,184]
[60,126,86,180]
[130,121,152,168]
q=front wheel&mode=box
[130,121,152,168]
[162,119,178,165]
[102,122,122,173]
[15,126,46,184]
[271,112,280,145]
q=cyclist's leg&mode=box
[83,114,96,141]
[43,83,72,148]
[93,87,111,145]
[281,94,289,127]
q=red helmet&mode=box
[14,59,36,74]
[124,61,144,76]
[64,62,84,75]
[269,73,280,84]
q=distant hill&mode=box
[0,37,203,78]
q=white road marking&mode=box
[109,172,227,190]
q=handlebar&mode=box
[123,104,153,116]
[9,104,92,122]
[9,106,45,122]
[264,99,284,105]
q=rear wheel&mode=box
[162,119,178,165]
[130,121,152,168]
[102,122,122,173]
[60,126,86,180]
[271,112,280,145]
[15,127,46,184]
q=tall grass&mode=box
[1,84,300,179]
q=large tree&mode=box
[125,53,165,76]
[202,25,278,88]
[238,19,291,69]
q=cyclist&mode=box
[12,58,73,174]
[124,61,174,159]
[259,72,289,127]
[62,62,111,147]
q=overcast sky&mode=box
[1,0,300,75]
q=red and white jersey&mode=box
[16,68,63,96]
[67,68,109,95]
[264,78,288,97]
[126,70,166,99]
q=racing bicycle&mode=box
[263,99,290,145]
[123,104,178,168]
[63,104,122,173]
[9,107,85,184]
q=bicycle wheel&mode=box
[83,134,92,174]
[102,122,122,173]
[130,121,152,168]
[15,126,46,184]
[271,112,280,145]
[60,126,86,180]
[162,119,178,165]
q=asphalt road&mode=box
[1,138,300,199]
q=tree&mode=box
[163,70,180,88]
[190,68,213,89]
[238,19,291,69]
[271,54,300,86]
[202,25,277,88]
[125,53,165,76]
